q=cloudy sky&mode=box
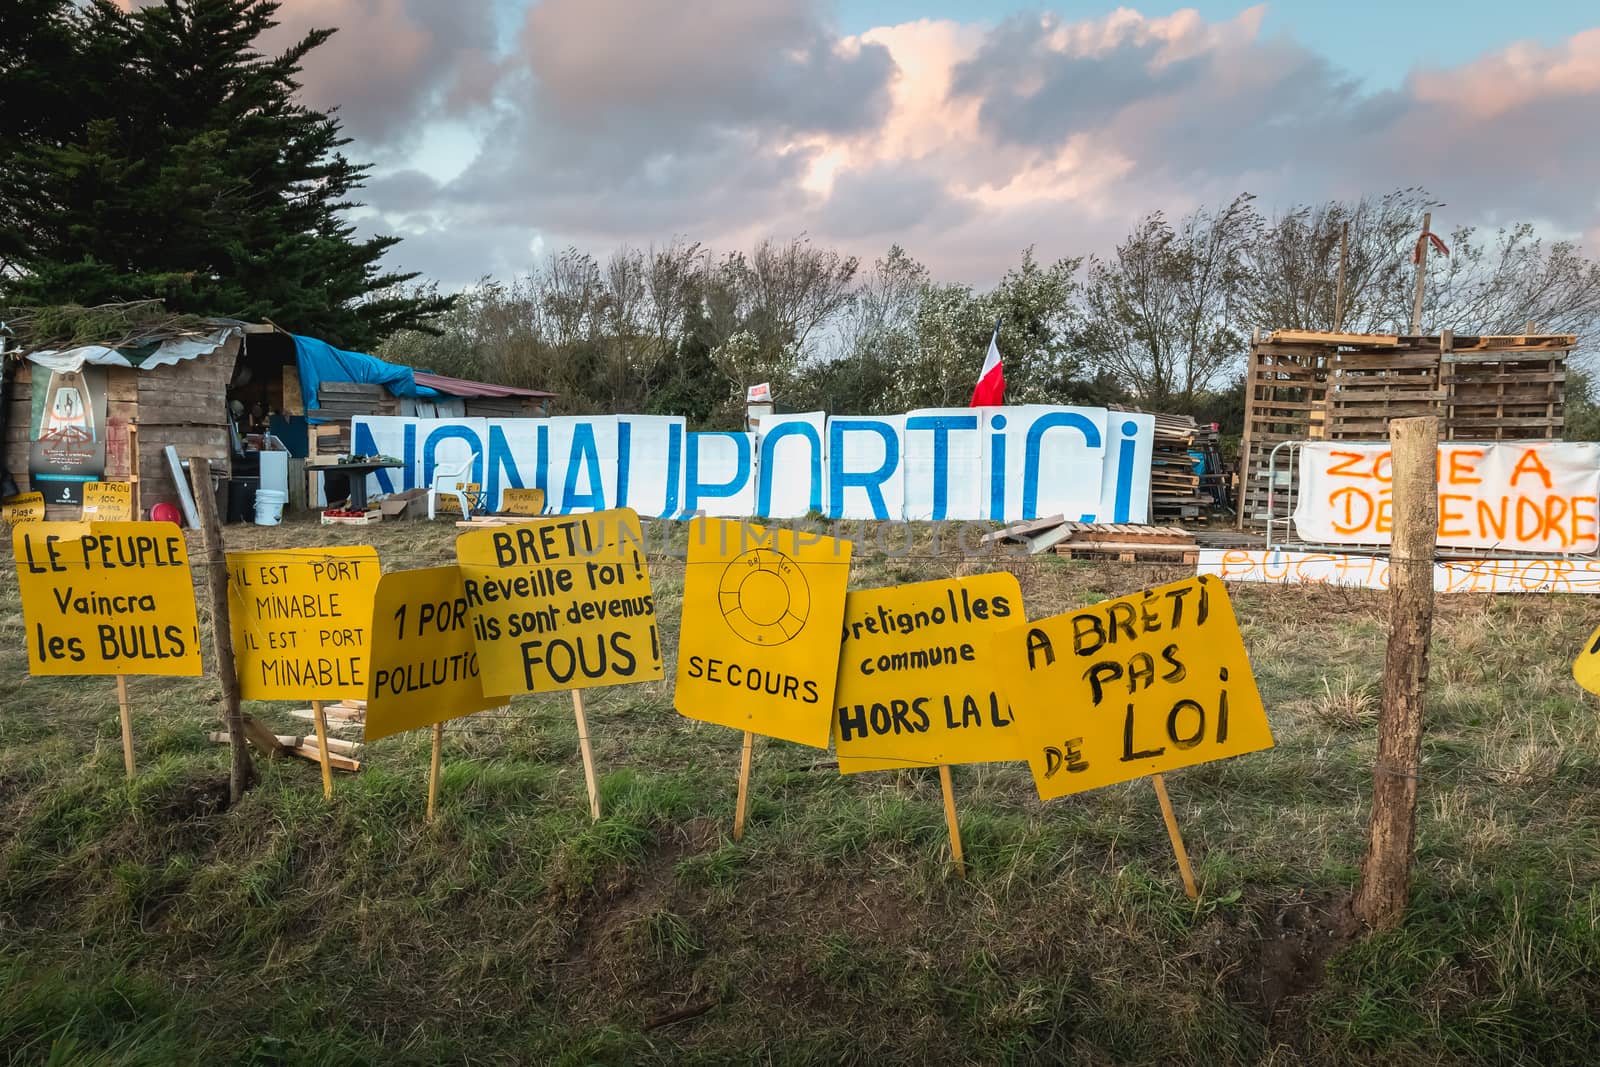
[254,0,1600,289]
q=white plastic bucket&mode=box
[254,489,288,526]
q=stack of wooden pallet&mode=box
[209,699,365,772]
[1143,412,1209,522]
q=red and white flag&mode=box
[969,319,1005,407]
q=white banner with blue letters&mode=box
[350,406,1155,523]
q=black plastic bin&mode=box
[227,477,260,523]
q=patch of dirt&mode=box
[1228,892,1361,1027]
[159,776,232,821]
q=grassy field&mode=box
[2,516,1598,1065]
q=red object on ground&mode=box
[150,502,182,526]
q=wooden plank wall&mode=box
[135,335,241,514]
[1235,343,1332,529]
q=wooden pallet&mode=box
[455,514,543,528]
[1054,543,1200,564]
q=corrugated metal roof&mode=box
[412,371,557,399]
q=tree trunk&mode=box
[1352,416,1438,929]
[189,457,254,803]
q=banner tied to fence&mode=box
[675,517,853,748]
[14,521,202,676]
[994,575,1273,799]
[456,507,662,694]
[1294,441,1600,553]
[226,546,380,700]
[365,565,509,741]
[833,573,1027,772]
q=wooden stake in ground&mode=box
[188,456,254,802]
[938,764,966,879]
[427,722,444,823]
[1151,774,1198,900]
[1410,211,1433,334]
[1354,415,1439,929]
[732,730,755,842]
[1334,220,1349,333]
[310,700,335,800]
[571,689,601,821]
[115,675,135,777]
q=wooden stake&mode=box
[427,721,443,823]
[310,700,334,800]
[1333,220,1349,333]
[733,730,755,842]
[115,675,135,778]
[571,689,601,821]
[1354,415,1439,929]
[938,764,965,879]
[1410,211,1432,334]
[188,456,254,802]
[1151,774,1197,900]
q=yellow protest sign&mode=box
[4,492,45,525]
[675,517,853,748]
[834,573,1026,772]
[14,521,202,676]
[456,507,661,694]
[1573,621,1600,695]
[500,487,546,516]
[80,481,133,521]
[365,565,508,741]
[226,546,380,701]
[994,575,1273,799]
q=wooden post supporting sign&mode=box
[310,699,335,800]
[115,675,135,777]
[1354,416,1439,929]
[427,722,444,823]
[571,689,601,821]
[1151,774,1197,899]
[938,764,965,879]
[733,730,755,842]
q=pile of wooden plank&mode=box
[982,517,1198,561]
[455,514,543,529]
[210,699,366,772]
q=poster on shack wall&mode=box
[29,365,108,507]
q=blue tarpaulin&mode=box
[292,334,440,417]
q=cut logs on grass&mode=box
[1353,415,1439,930]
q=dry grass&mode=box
[1,517,1598,1065]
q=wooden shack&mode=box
[5,320,555,521]
[1237,328,1576,527]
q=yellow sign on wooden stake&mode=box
[456,507,661,694]
[675,517,853,748]
[80,481,133,521]
[833,573,1026,771]
[364,565,508,742]
[226,547,380,701]
[994,574,1274,799]
[14,522,202,676]
[1572,621,1600,694]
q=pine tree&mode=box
[0,0,450,350]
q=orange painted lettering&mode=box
[1510,448,1554,489]
[1438,494,1472,539]
[1445,449,1484,485]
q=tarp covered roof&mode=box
[412,371,556,399]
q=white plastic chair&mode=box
[427,452,480,519]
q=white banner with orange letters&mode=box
[1293,441,1600,553]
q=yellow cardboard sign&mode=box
[675,517,853,748]
[834,573,1027,772]
[226,546,380,701]
[994,575,1273,799]
[14,522,202,676]
[437,482,481,515]
[457,507,661,694]
[365,565,509,741]
[80,481,133,522]
[4,492,45,525]
[1573,621,1600,695]
[500,487,546,516]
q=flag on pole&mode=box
[969,318,1005,407]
